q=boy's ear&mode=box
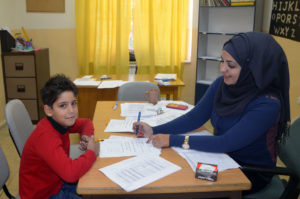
[44,105,53,117]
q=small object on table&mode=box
[101,75,112,80]
[166,103,188,110]
[195,162,218,182]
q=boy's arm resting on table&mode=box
[37,134,97,183]
[153,77,221,135]
[69,118,94,136]
[170,97,281,153]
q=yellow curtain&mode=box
[132,0,188,79]
[75,0,132,75]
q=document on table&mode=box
[97,80,128,89]
[172,146,240,172]
[100,137,161,157]
[104,119,134,133]
[154,73,177,80]
[73,77,100,86]
[120,103,158,117]
[99,155,181,192]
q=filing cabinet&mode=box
[1,48,50,123]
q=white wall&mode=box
[0,0,17,29]
[1,0,75,30]
[15,0,75,29]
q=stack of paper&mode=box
[172,131,240,172]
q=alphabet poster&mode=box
[269,0,300,42]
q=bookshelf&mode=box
[195,0,262,104]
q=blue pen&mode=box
[136,111,141,135]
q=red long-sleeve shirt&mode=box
[19,118,97,199]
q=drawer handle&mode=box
[15,63,24,71]
[17,85,26,92]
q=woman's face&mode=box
[220,50,242,85]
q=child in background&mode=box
[19,74,99,199]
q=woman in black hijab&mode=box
[215,32,290,141]
[134,32,290,193]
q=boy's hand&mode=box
[87,136,99,156]
[79,135,89,151]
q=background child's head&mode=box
[41,74,78,108]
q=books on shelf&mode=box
[199,0,255,7]
[231,0,255,6]
[200,0,230,6]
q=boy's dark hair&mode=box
[41,74,78,107]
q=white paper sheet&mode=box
[172,146,240,172]
[73,78,100,86]
[100,137,161,157]
[104,119,135,133]
[120,103,158,117]
[99,155,181,192]
[97,80,128,89]
[154,73,177,80]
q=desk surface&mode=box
[76,74,185,120]
[77,101,251,198]
[75,74,185,88]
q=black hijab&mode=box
[214,32,290,141]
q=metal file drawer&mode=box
[8,99,39,121]
[5,78,37,99]
[4,55,35,77]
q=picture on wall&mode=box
[26,0,65,13]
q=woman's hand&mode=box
[148,134,170,148]
[133,122,153,138]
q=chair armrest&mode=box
[241,165,299,199]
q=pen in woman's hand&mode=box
[135,111,141,135]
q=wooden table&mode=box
[77,101,251,199]
[76,74,185,120]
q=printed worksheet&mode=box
[172,147,240,172]
[100,137,161,157]
[104,119,135,133]
[99,155,181,192]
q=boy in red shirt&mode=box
[19,74,99,199]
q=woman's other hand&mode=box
[149,134,170,148]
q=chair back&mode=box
[279,117,300,189]
[0,146,9,190]
[118,81,160,101]
[0,146,20,198]
[5,99,34,156]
